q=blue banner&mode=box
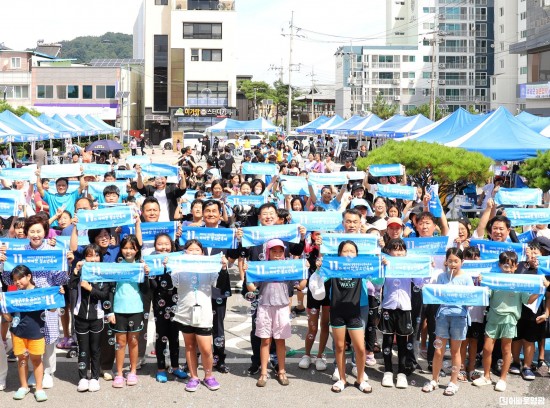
[377,183,416,200]
[290,211,342,232]
[241,162,277,176]
[0,165,37,182]
[517,230,535,243]
[179,227,236,249]
[428,185,443,218]
[462,259,500,277]
[494,188,542,206]
[404,237,448,255]
[319,255,381,279]
[4,249,67,272]
[506,208,550,227]
[121,221,177,243]
[115,169,137,179]
[0,194,18,217]
[125,155,151,166]
[346,171,367,181]
[321,233,380,255]
[0,287,66,313]
[86,181,128,201]
[307,173,348,186]
[383,255,432,278]
[142,253,170,276]
[168,253,223,274]
[81,262,144,283]
[225,195,267,207]
[241,224,301,247]
[422,284,490,306]
[40,163,82,179]
[480,272,545,294]
[0,238,27,250]
[537,256,550,273]
[280,176,308,196]
[82,163,113,176]
[369,164,403,177]
[246,259,308,282]
[470,239,526,260]
[77,206,136,230]
[140,163,180,178]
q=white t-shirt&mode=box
[154,189,170,222]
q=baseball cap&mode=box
[533,236,550,254]
[366,218,387,231]
[350,198,373,216]
[265,239,285,260]
[308,272,326,301]
[387,217,404,228]
[351,182,364,192]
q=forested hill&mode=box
[42,32,133,63]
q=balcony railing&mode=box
[442,95,470,102]
[444,30,471,37]
[475,63,487,70]
[175,0,235,10]
[475,79,487,86]
[371,79,400,85]
[444,63,469,69]
[442,13,469,20]
[371,62,401,69]
[439,46,469,53]
[443,79,468,86]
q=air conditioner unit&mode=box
[363,62,369,68]
[438,80,446,85]
[392,79,400,85]
[439,14,445,20]
[439,63,446,69]
[394,96,401,101]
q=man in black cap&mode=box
[351,181,374,204]
[339,158,356,172]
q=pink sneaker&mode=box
[112,376,125,388]
[126,373,138,386]
[365,354,377,366]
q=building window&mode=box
[188,0,222,10]
[423,72,436,79]
[405,72,415,79]
[37,85,53,99]
[423,56,433,62]
[201,49,222,61]
[2,85,28,99]
[155,0,168,4]
[154,34,168,112]
[500,59,504,68]
[82,85,93,99]
[187,81,228,106]
[395,17,404,20]
[394,32,405,36]
[520,66,527,75]
[520,11,526,20]
[10,57,21,69]
[423,7,435,13]
[520,30,527,38]
[57,85,67,99]
[403,56,415,62]
[492,77,496,85]
[499,7,504,16]
[492,92,496,101]
[96,85,116,99]
[423,23,435,30]
[183,23,222,39]
[499,25,504,34]
[191,49,199,61]
[67,85,79,99]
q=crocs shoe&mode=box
[126,373,138,386]
[172,368,188,379]
[112,376,125,388]
[156,371,168,383]
[185,378,200,392]
[203,376,220,391]
[34,389,48,402]
[13,387,30,400]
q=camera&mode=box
[232,204,258,227]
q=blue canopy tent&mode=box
[314,115,344,134]
[369,114,433,138]
[445,107,550,161]
[0,120,23,142]
[85,115,121,135]
[21,113,68,139]
[205,118,280,133]
[327,115,367,135]
[36,114,83,137]
[362,115,407,137]
[67,115,101,136]
[296,115,330,134]
[54,114,95,137]
[398,108,486,143]
[515,111,550,133]
[347,114,384,136]
[0,111,50,142]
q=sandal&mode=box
[457,371,468,382]
[443,382,459,396]
[468,370,482,382]
[354,380,373,393]
[277,371,289,386]
[331,380,346,393]
[256,374,268,388]
[421,380,439,393]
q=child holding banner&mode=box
[422,248,473,396]
[109,234,149,389]
[473,251,544,392]
[1,266,50,402]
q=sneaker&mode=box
[521,368,535,381]
[509,362,521,375]
[298,355,312,369]
[13,387,30,400]
[472,377,492,387]
[494,379,507,392]
[88,379,100,392]
[136,358,146,370]
[126,373,138,386]
[537,360,548,369]
[331,367,340,382]
[42,373,54,389]
[382,372,394,387]
[185,378,200,392]
[112,376,125,388]
[396,373,408,389]
[77,378,89,392]
[156,371,168,383]
[235,280,243,288]
[315,357,327,371]
[291,306,306,315]
[172,368,188,379]
[102,371,113,381]
[7,350,16,362]
[0,384,5,391]
[247,364,260,375]
[419,349,428,359]
[365,354,377,367]
[34,389,48,402]
[203,376,220,391]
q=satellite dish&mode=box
[217,3,224,10]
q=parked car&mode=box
[159,132,205,152]
[221,134,265,151]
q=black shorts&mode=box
[74,316,104,335]
[306,280,331,310]
[177,323,212,336]
[330,312,363,329]
[514,318,546,343]
[378,309,414,336]
[466,321,486,341]
[63,284,70,306]
[110,313,144,333]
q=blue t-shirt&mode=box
[44,188,81,226]
[316,199,340,211]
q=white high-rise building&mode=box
[134,0,237,145]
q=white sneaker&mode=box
[88,379,100,392]
[235,280,243,288]
[0,384,5,391]
[396,373,408,389]
[382,372,394,387]
[28,373,36,387]
[494,379,507,392]
[331,367,340,382]
[77,378,89,392]
[315,357,327,371]
[298,355,312,369]
[42,373,54,389]
[102,371,113,381]
[352,365,366,378]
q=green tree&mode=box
[356,140,492,199]
[272,80,304,127]
[0,100,41,116]
[518,150,550,191]
[370,93,398,119]
[403,100,445,121]
[237,80,274,120]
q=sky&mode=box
[1,0,386,88]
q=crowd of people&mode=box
[0,136,548,402]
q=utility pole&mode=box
[307,68,317,121]
[269,61,284,83]
[429,27,436,121]
[287,11,294,135]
